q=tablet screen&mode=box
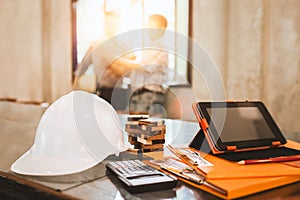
[207,107,275,142]
[194,101,287,151]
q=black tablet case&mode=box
[189,129,300,162]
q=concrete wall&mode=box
[0,0,73,102]
[187,0,300,134]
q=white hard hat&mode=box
[11,90,129,176]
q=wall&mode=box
[0,0,299,135]
[0,0,73,102]
[188,0,300,134]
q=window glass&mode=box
[76,0,189,83]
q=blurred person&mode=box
[129,14,169,116]
[75,13,169,114]
[74,12,139,110]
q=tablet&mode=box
[192,101,287,153]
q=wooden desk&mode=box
[0,101,300,200]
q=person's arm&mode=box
[108,54,141,77]
[73,45,95,89]
[74,42,100,78]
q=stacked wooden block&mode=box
[125,115,166,152]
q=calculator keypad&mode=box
[107,160,162,178]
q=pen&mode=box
[162,166,182,174]
[162,166,227,195]
[162,165,207,186]
[238,156,300,165]
[167,145,198,166]
[156,157,227,196]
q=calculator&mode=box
[106,160,177,193]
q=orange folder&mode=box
[170,140,300,179]
[175,173,300,199]
[144,140,300,199]
[145,157,300,199]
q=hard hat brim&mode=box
[11,150,99,176]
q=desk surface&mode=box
[0,101,300,200]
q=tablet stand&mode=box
[188,129,211,154]
[188,129,300,162]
